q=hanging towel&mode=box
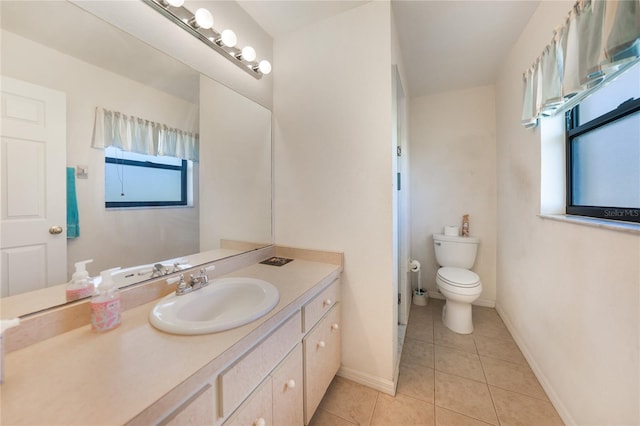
[67,167,80,239]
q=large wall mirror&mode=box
[0,1,272,316]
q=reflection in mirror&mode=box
[0,1,272,317]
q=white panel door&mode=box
[1,76,67,297]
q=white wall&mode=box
[1,30,200,278]
[273,2,397,392]
[410,86,497,306]
[495,1,640,424]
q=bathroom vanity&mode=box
[0,246,342,425]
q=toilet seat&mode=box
[437,267,480,288]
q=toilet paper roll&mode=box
[409,259,421,272]
[444,225,460,236]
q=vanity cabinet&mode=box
[226,344,303,426]
[1,250,344,426]
[303,304,341,424]
[222,278,341,426]
[301,279,341,424]
[218,312,302,420]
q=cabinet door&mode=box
[303,305,341,424]
[272,344,303,426]
[225,379,273,426]
[163,385,213,426]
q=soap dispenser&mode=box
[66,259,95,302]
[91,268,122,332]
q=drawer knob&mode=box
[254,417,266,426]
[331,323,340,331]
[323,298,332,307]
[318,340,326,348]
[286,379,296,389]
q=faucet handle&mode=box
[169,274,192,295]
[197,265,216,282]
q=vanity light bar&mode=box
[143,0,271,79]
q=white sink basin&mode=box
[149,277,280,335]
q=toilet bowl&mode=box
[436,267,482,334]
[432,233,482,334]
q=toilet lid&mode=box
[438,267,480,287]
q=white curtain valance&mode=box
[91,107,199,162]
[521,0,640,128]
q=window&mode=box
[105,147,189,208]
[565,63,640,223]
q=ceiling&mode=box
[238,0,541,98]
[2,1,541,101]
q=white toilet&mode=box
[433,234,482,334]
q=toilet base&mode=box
[442,299,474,334]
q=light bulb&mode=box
[194,8,213,29]
[258,60,272,75]
[219,29,237,48]
[241,46,256,62]
[166,0,184,7]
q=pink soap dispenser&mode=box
[66,259,95,302]
[91,268,122,332]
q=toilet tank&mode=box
[433,234,479,269]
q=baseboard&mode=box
[426,290,496,308]
[495,303,575,426]
[427,289,443,300]
[337,366,396,396]
[474,297,495,308]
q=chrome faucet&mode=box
[150,263,168,278]
[189,269,209,289]
[167,265,216,296]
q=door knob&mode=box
[49,225,63,235]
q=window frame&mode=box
[565,97,640,223]
[105,157,188,208]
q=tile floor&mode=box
[309,298,564,426]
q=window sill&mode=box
[539,214,640,235]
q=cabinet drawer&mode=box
[302,279,340,333]
[303,304,341,424]
[219,311,302,419]
[272,344,303,426]
[224,378,272,426]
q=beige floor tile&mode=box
[371,393,435,426]
[481,356,548,400]
[409,304,434,320]
[474,334,527,365]
[490,386,564,426]
[309,408,357,426]
[434,321,478,354]
[435,406,495,426]
[318,376,378,425]
[472,309,512,340]
[435,345,485,382]
[397,363,435,403]
[429,298,446,311]
[435,371,498,425]
[406,315,434,343]
[401,338,435,368]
